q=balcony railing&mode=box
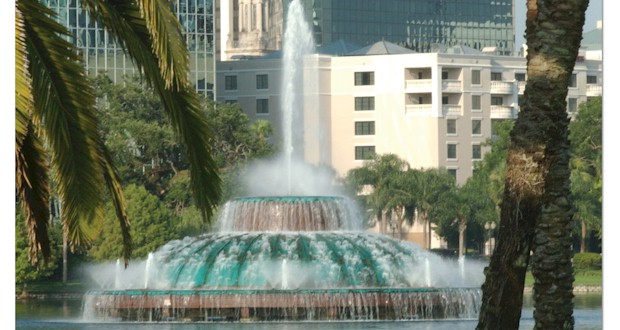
[405,104,433,114]
[490,81,514,94]
[405,79,432,91]
[586,84,602,97]
[442,104,462,116]
[490,105,516,119]
[441,80,462,92]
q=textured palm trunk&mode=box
[580,221,587,253]
[477,1,588,329]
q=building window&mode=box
[256,74,268,89]
[447,119,457,135]
[491,96,503,106]
[569,74,577,88]
[472,95,481,110]
[491,72,502,81]
[442,71,449,79]
[355,146,375,160]
[442,96,449,105]
[472,144,482,160]
[447,144,457,159]
[355,72,374,86]
[568,98,577,113]
[225,75,237,90]
[472,119,482,135]
[472,70,481,85]
[256,99,269,114]
[515,73,526,81]
[355,97,375,111]
[354,121,375,135]
[448,169,457,179]
[587,75,597,84]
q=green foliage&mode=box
[572,252,602,270]
[94,75,183,193]
[569,97,602,240]
[205,101,275,170]
[15,212,60,285]
[343,154,456,232]
[89,184,178,261]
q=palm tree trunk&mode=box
[458,220,466,257]
[63,232,68,284]
[580,221,587,253]
[477,1,588,329]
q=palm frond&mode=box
[15,6,33,144]
[19,0,105,248]
[136,0,190,90]
[83,0,222,219]
[15,124,51,264]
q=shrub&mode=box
[573,252,602,270]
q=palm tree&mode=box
[15,0,221,266]
[476,0,590,328]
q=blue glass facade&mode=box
[42,0,216,97]
[301,0,514,53]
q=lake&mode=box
[15,293,602,329]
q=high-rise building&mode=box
[42,0,216,97]
[218,0,515,60]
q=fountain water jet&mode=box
[81,0,485,322]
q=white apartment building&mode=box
[215,41,602,248]
[217,41,602,183]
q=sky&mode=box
[514,0,604,48]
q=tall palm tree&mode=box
[476,0,589,328]
[15,0,221,266]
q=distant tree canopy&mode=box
[85,76,276,261]
[89,184,176,261]
[569,97,602,250]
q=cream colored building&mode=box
[215,41,603,248]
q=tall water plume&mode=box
[281,0,315,193]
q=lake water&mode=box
[15,293,602,329]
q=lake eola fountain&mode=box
[82,0,483,322]
[83,196,483,322]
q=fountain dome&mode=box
[146,196,437,290]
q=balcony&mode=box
[490,81,514,94]
[490,105,517,119]
[442,104,462,116]
[405,79,432,92]
[442,80,462,92]
[405,104,433,114]
[586,84,602,97]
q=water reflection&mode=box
[16,293,602,330]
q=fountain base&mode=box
[84,287,481,322]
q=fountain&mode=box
[82,0,484,322]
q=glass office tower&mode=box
[220,0,515,58]
[304,0,514,53]
[42,0,216,97]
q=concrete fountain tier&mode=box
[217,196,362,232]
[84,287,482,322]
